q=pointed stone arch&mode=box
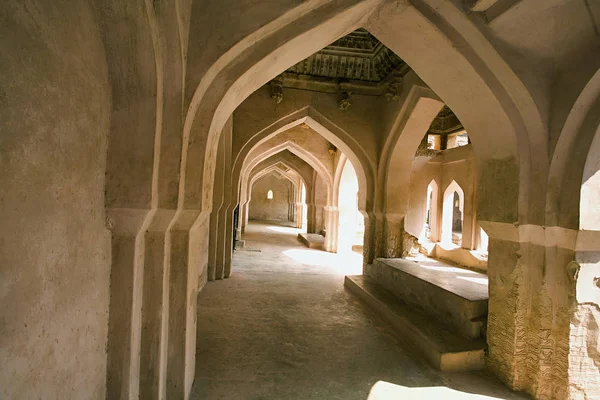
[153,2,549,397]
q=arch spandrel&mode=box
[547,69,600,229]
[365,2,546,224]
[379,91,445,216]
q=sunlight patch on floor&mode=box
[368,381,503,400]
[267,225,301,234]
[282,248,363,275]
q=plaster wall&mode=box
[0,2,111,398]
[250,175,292,221]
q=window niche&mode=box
[442,180,464,247]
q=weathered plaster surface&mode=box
[0,2,111,398]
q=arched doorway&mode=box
[337,158,364,253]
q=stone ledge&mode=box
[345,275,486,372]
[297,233,324,250]
[370,258,488,339]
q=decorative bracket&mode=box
[270,75,284,104]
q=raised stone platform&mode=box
[367,258,488,339]
[345,275,486,372]
[297,233,324,249]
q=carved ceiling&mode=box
[274,29,409,100]
[286,29,405,82]
[428,106,464,135]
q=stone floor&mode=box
[191,221,526,400]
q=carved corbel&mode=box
[384,82,400,101]
[270,75,284,104]
[338,91,352,110]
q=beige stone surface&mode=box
[3,0,600,398]
[192,221,524,399]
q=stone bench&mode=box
[366,258,488,339]
[345,275,486,372]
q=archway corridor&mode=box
[3,2,600,400]
[191,220,521,400]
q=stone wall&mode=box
[0,2,111,398]
[250,174,292,221]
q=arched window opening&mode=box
[442,181,464,247]
[451,192,463,246]
[267,189,274,199]
[424,180,439,242]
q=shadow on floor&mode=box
[191,221,526,400]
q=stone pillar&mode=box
[288,187,296,222]
[462,206,476,249]
[140,209,176,400]
[482,223,530,392]
[214,205,229,280]
[295,202,304,229]
[323,206,339,252]
[362,210,376,271]
[568,232,600,399]
[207,131,226,281]
[105,208,152,400]
[223,207,236,278]
[380,212,408,258]
[241,200,250,234]
[214,125,233,280]
[481,223,600,399]
[105,207,206,400]
[306,202,317,233]
[166,210,207,399]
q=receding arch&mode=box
[239,152,316,234]
[233,108,374,213]
[249,157,312,196]
[249,164,303,200]
[241,141,333,205]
